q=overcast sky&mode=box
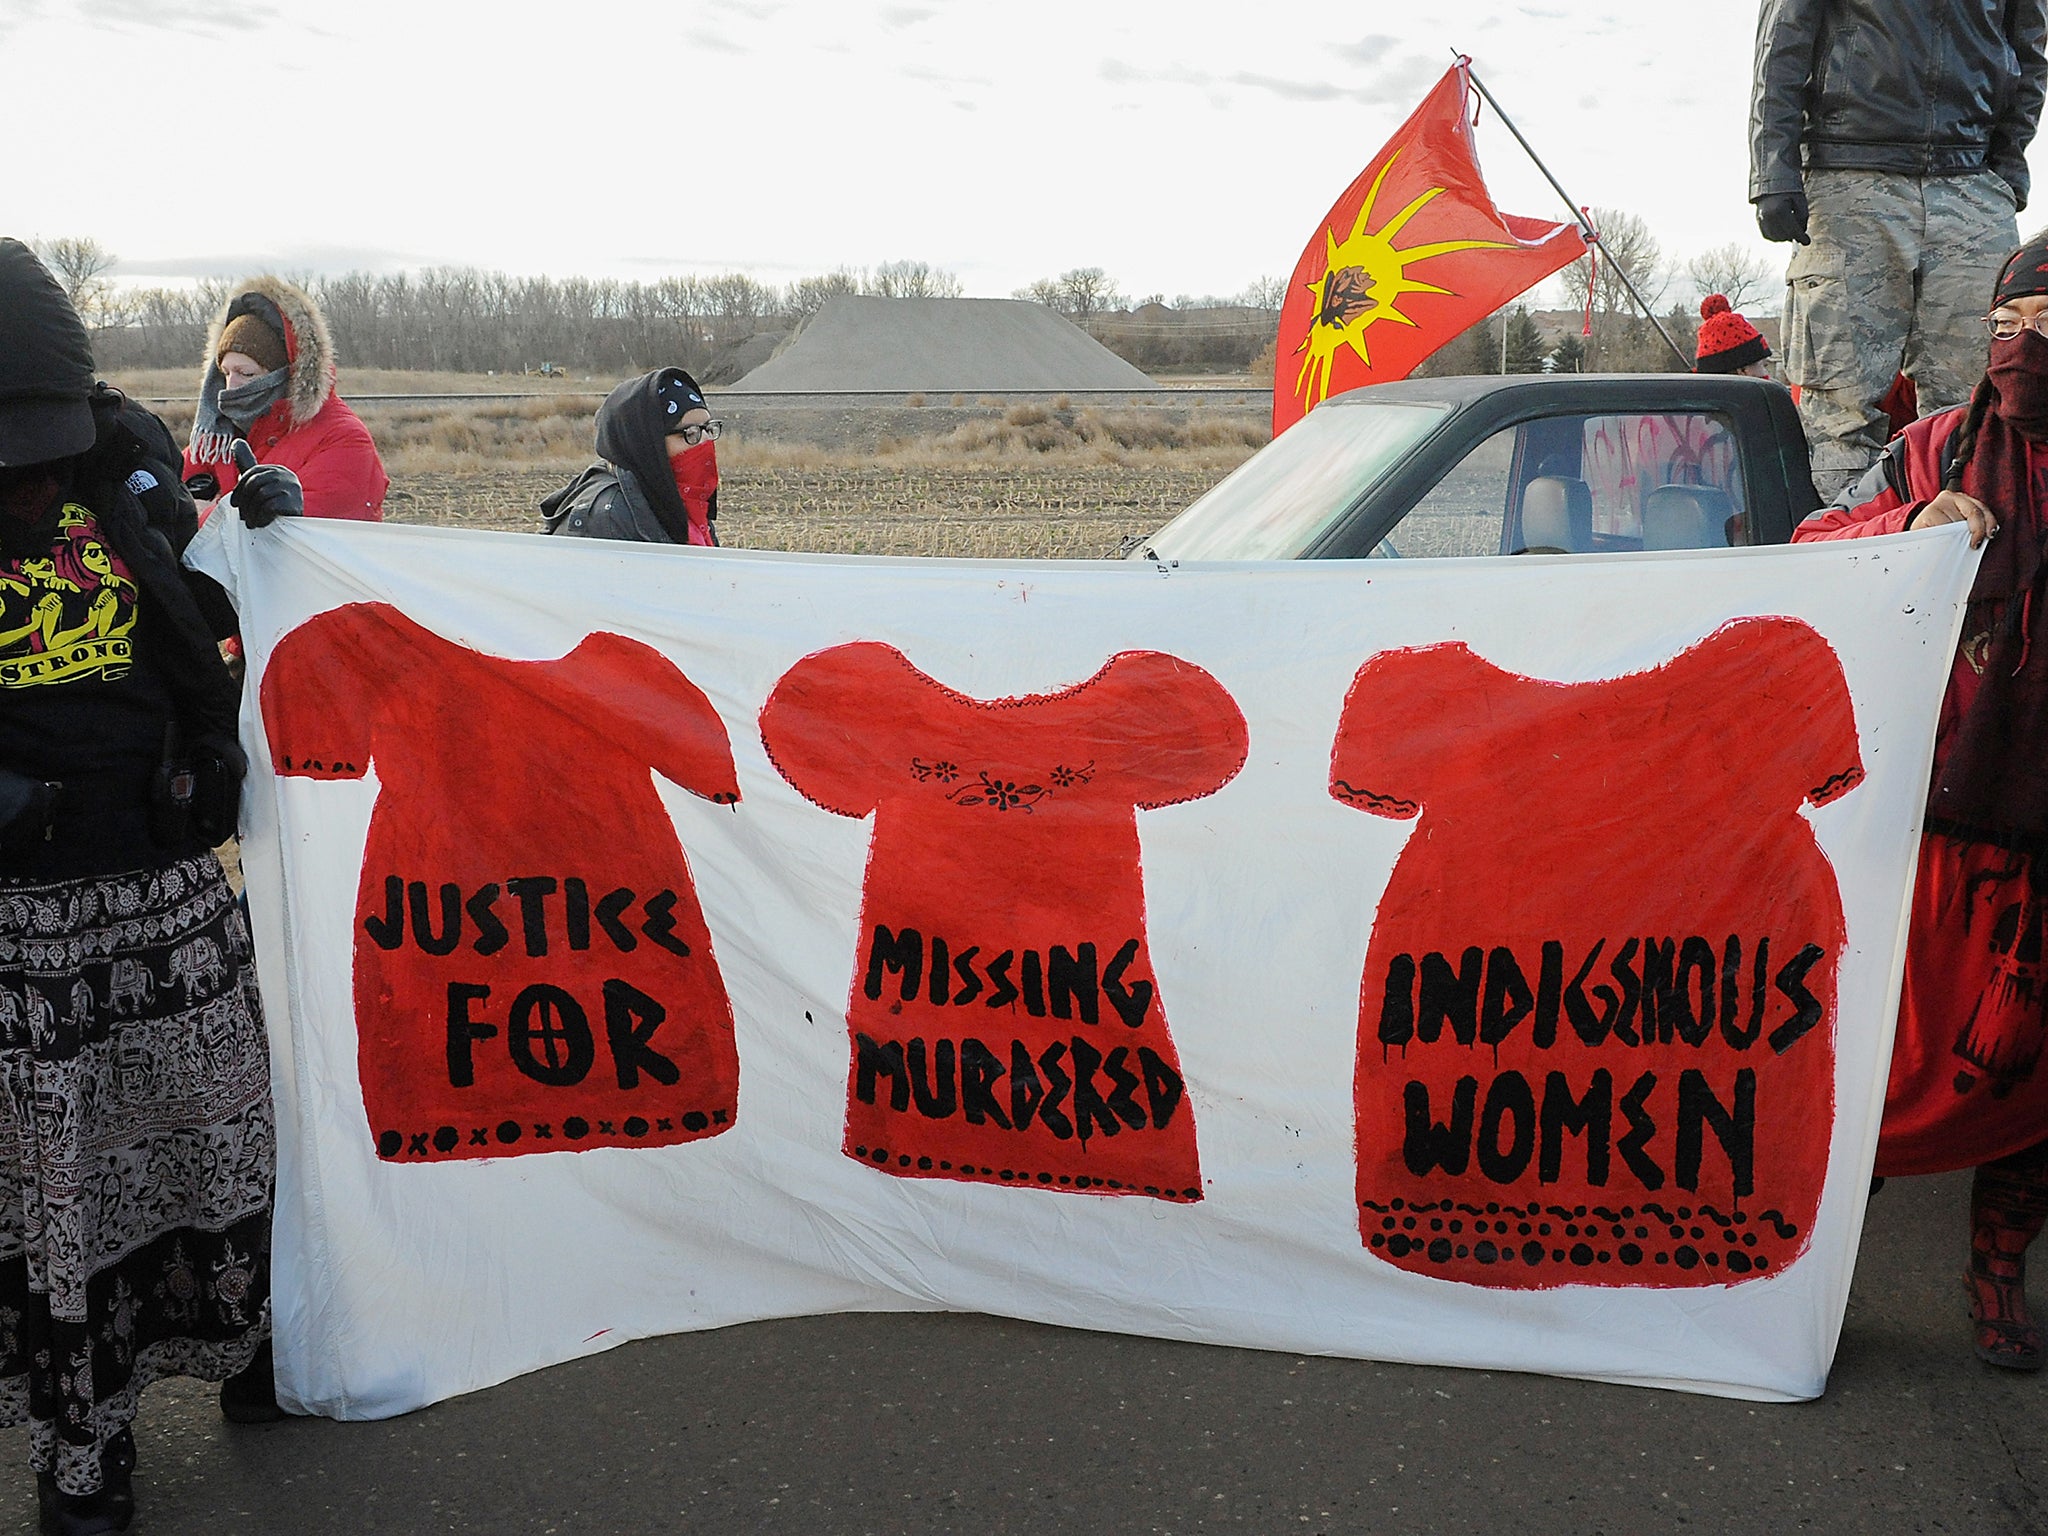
[10,0,2043,310]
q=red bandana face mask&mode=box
[0,465,60,528]
[1989,331,2048,442]
[670,441,718,545]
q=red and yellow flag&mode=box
[1273,62,1586,435]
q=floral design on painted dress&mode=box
[916,760,1096,813]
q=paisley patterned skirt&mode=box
[0,852,273,1496]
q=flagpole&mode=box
[1460,59,1692,370]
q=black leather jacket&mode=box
[1750,0,2048,206]
[538,462,719,543]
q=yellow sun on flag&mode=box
[1294,150,1515,408]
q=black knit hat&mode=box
[0,238,97,467]
[1993,233,2048,308]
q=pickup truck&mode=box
[1135,374,1820,561]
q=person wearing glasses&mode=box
[1794,236,2048,1374]
[540,367,723,544]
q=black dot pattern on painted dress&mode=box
[1358,1198,1792,1277]
[377,1103,731,1160]
[853,1145,1201,1202]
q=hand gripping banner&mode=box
[188,517,1975,1414]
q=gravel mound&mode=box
[727,296,1155,393]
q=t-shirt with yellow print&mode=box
[1,502,140,689]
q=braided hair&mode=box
[1943,375,2000,492]
[1938,367,2034,646]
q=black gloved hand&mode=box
[228,440,304,528]
[1756,191,1810,244]
[184,470,220,502]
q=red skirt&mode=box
[1878,832,2048,1176]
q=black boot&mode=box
[36,1486,134,1536]
[99,1430,134,1526]
[35,1431,136,1536]
[219,1338,284,1423]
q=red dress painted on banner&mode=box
[760,642,1247,1201]
[260,601,742,1162]
[1329,618,1863,1287]
[1796,407,2048,1175]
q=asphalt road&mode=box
[0,1169,2039,1535]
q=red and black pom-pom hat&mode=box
[1693,294,1770,374]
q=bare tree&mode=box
[1558,208,1667,318]
[783,269,863,322]
[1685,243,1778,312]
[1013,277,1065,308]
[1556,209,1680,371]
[97,253,1274,375]
[1012,269,1124,318]
[868,259,962,299]
[1058,267,1125,319]
[116,279,229,370]
[700,271,774,347]
[1236,274,1288,311]
[34,235,126,333]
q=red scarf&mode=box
[671,443,718,546]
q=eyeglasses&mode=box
[1985,312,2048,340]
[673,420,723,446]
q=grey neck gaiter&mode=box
[218,365,291,431]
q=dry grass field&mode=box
[105,374,1269,559]
[379,398,1265,556]
[396,462,1236,557]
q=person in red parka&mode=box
[181,275,388,521]
[1793,232,2048,1373]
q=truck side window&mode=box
[1369,423,1516,557]
[1580,412,1752,550]
[1374,411,1753,558]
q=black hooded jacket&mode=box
[82,387,243,740]
[2,388,245,874]
[540,368,718,543]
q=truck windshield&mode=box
[1138,401,1450,561]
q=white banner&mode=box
[188,515,1977,1413]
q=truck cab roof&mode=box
[1139,374,1818,563]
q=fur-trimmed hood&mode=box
[187,274,336,463]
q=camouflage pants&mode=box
[1782,169,2018,500]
